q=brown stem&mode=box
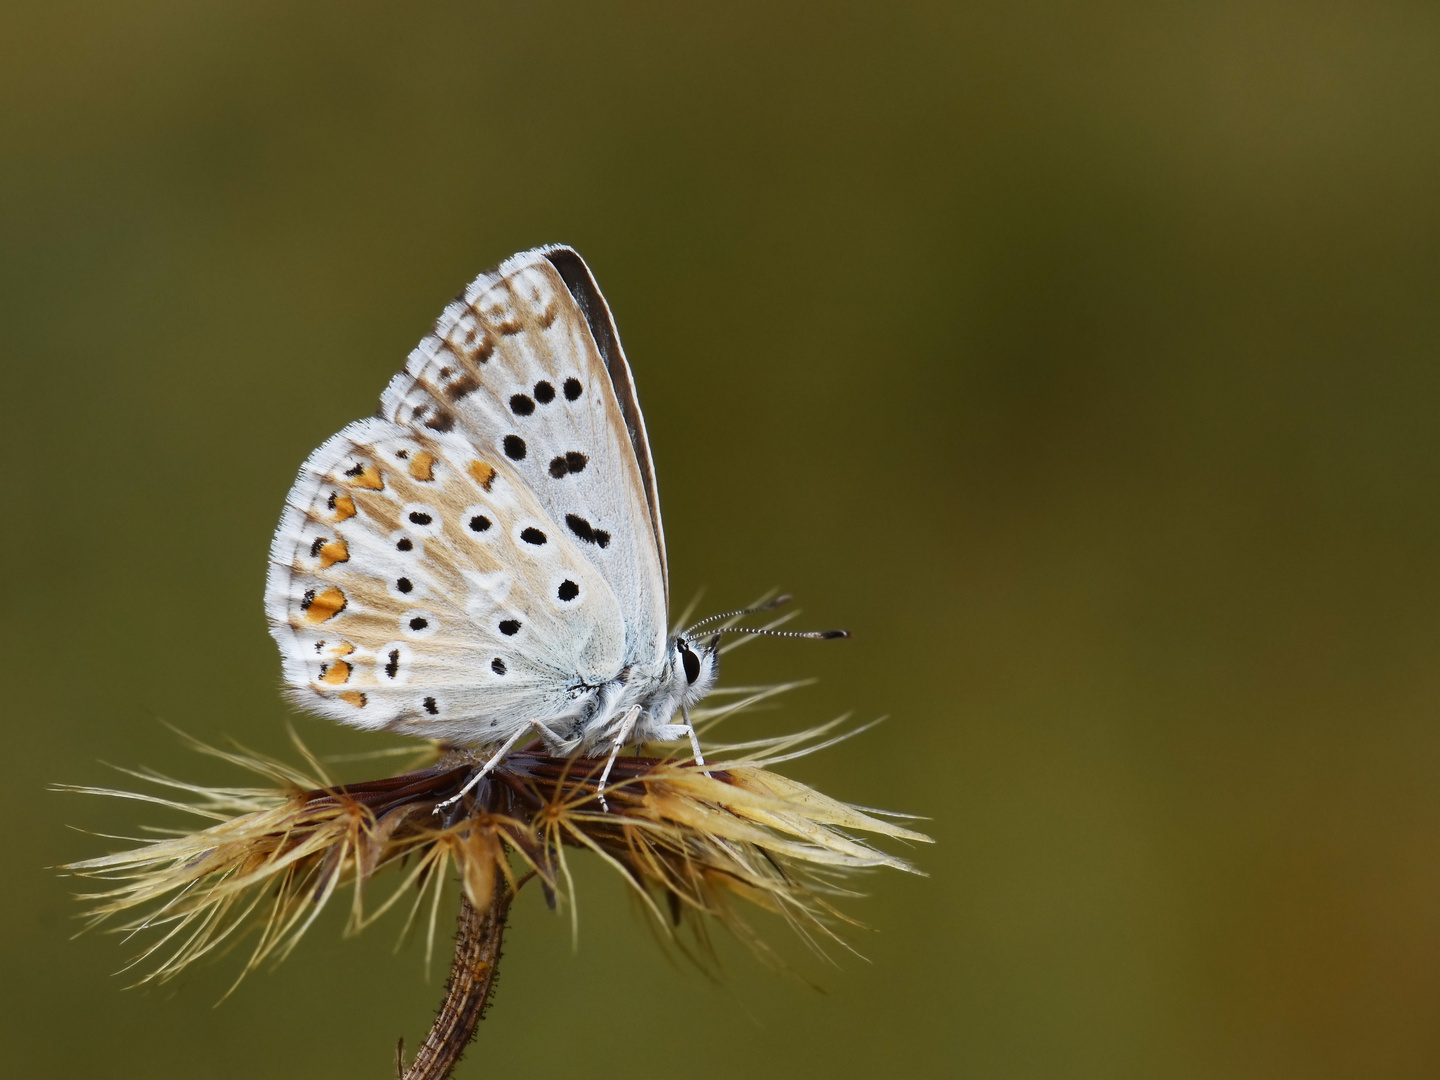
[400,873,513,1080]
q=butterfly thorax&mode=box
[552,633,719,753]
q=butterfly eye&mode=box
[680,644,701,685]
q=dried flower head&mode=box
[60,716,928,995]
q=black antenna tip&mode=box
[819,629,850,639]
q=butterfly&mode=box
[265,245,843,805]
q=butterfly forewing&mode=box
[379,248,667,658]
[266,246,666,746]
[542,247,668,596]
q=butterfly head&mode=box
[671,633,721,708]
[666,595,850,714]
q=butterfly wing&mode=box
[378,246,668,655]
[538,246,667,601]
[265,419,630,743]
[265,246,669,745]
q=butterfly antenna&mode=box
[714,626,850,641]
[683,594,793,637]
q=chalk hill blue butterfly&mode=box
[265,245,843,802]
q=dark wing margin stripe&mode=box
[542,246,669,601]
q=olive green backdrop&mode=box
[5,2,1440,1077]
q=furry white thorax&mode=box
[538,633,720,754]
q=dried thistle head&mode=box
[60,720,928,993]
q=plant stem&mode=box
[400,875,512,1080]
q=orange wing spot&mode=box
[348,465,385,490]
[468,460,497,491]
[328,641,355,656]
[331,494,357,522]
[318,539,349,568]
[320,660,352,685]
[339,691,367,708]
[408,450,438,481]
[303,586,347,623]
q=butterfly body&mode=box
[266,246,718,757]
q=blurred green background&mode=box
[4,2,1440,1077]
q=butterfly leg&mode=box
[596,705,643,812]
[681,705,709,772]
[433,722,545,815]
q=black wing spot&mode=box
[396,577,413,594]
[499,619,520,636]
[564,451,588,473]
[548,456,568,478]
[395,449,409,459]
[564,377,582,401]
[423,696,438,715]
[301,589,316,611]
[469,514,492,533]
[396,537,414,552]
[509,393,535,416]
[557,579,580,602]
[491,657,507,675]
[534,380,555,403]
[385,649,400,678]
[408,511,432,526]
[310,536,326,557]
[504,435,526,460]
[343,462,365,478]
[565,513,610,548]
[409,616,429,631]
[520,527,547,545]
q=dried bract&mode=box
[61,724,928,990]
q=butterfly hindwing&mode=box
[265,418,628,743]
